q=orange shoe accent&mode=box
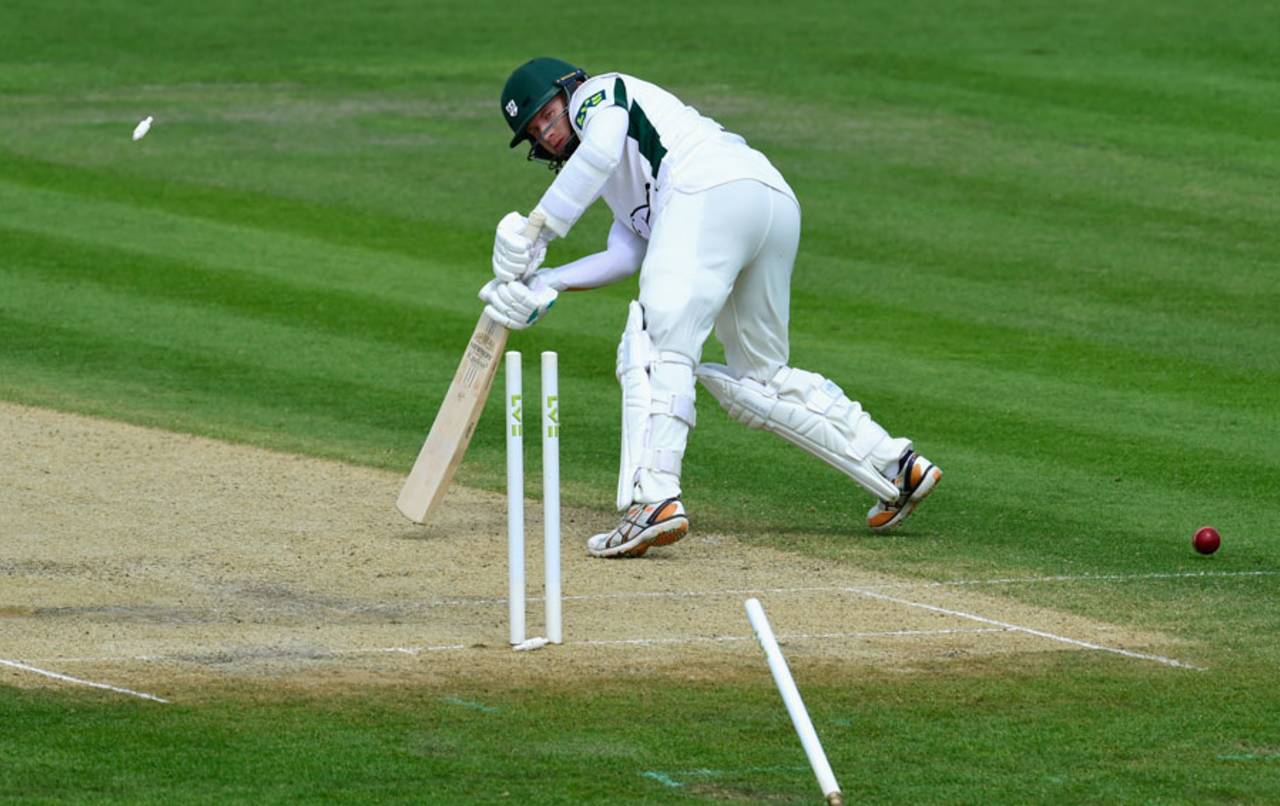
[653,501,679,522]
[909,463,925,487]
[652,521,688,547]
[868,510,895,528]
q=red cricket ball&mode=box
[1193,526,1221,556]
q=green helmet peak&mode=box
[501,57,588,154]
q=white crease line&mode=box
[431,589,834,607]
[25,645,469,663]
[13,572,1248,669]
[845,588,1206,671]
[910,570,1277,588]
[329,645,467,656]
[578,627,1006,647]
[0,658,169,702]
[20,657,163,663]
[20,630,1003,663]
[427,570,1276,608]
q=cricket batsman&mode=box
[480,58,942,558]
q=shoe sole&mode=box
[870,467,942,533]
[588,517,689,559]
[652,520,689,547]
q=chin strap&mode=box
[526,89,582,171]
[526,135,579,172]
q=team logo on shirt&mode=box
[574,91,607,127]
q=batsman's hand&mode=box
[492,211,547,283]
[478,275,558,330]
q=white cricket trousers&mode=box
[641,179,798,379]
[631,179,799,503]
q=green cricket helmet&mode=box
[501,57,587,165]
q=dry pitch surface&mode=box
[1,402,1190,701]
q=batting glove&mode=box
[492,211,547,283]
[478,275,559,330]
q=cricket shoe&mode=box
[587,498,689,558]
[866,451,942,533]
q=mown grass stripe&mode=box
[0,149,480,264]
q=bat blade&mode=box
[396,311,510,523]
[396,211,545,525]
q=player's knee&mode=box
[643,289,718,345]
[637,299,686,347]
[725,356,784,386]
[639,294,682,326]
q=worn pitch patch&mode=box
[0,401,1196,697]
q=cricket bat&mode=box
[396,212,544,524]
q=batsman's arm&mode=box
[532,105,627,240]
[537,219,644,291]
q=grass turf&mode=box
[2,0,1279,802]
[3,656,1279,804]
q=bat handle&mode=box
[522,210,546,240]
[519,211,546,282]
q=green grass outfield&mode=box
[3,0,1279,802]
